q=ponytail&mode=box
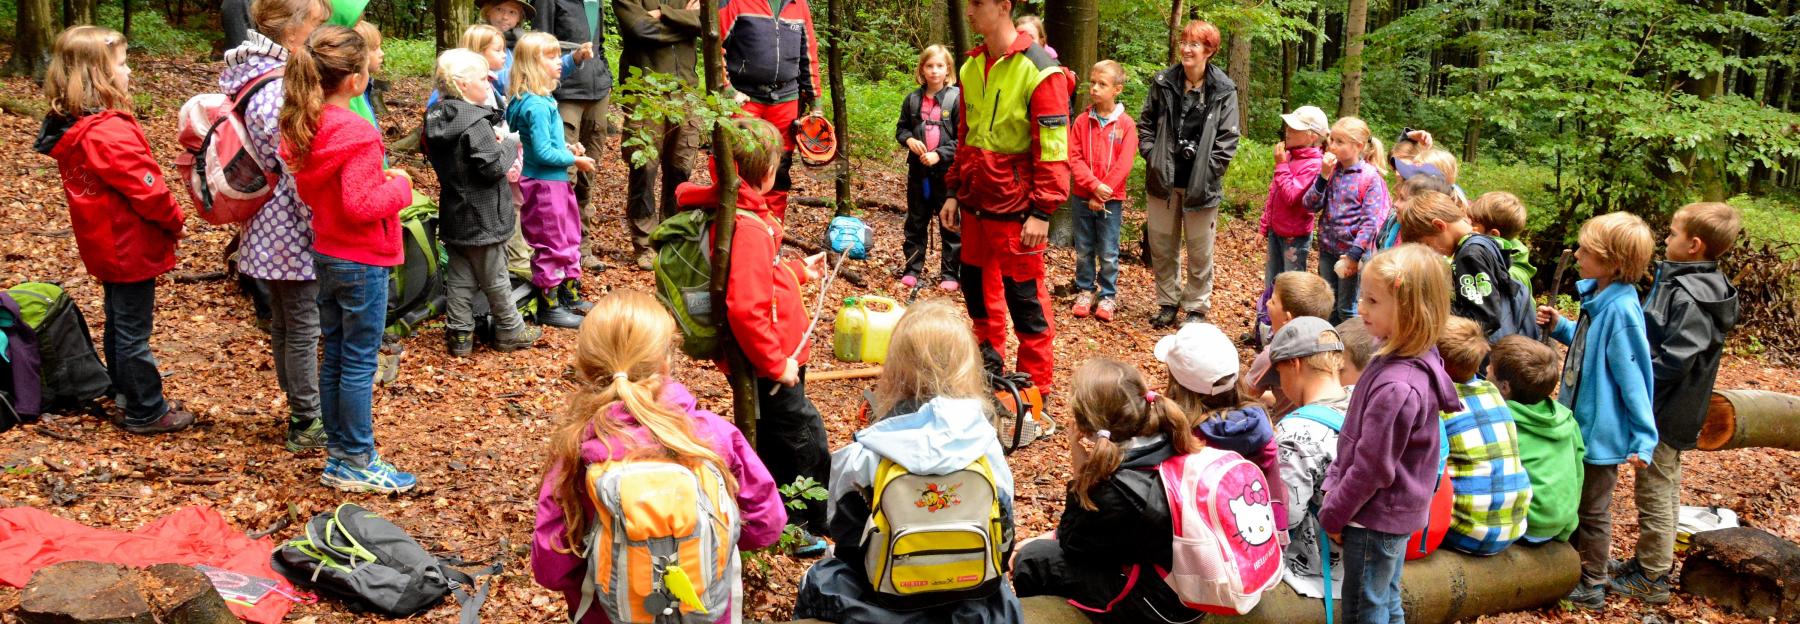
[279,24,365,171]
[1068,359,1197,511]
[1364,136,1389,177]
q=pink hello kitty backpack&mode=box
[1156,447,1284,615]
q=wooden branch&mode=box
[782,234,867,287]
[171,271,228,283]
[247,516,290,540]
[792,195,905,214]
[807,366,883,382]
[166,475,227,485]
[32,426,78,442]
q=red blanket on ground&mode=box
[0,505,296,623]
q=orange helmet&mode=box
[795,114,838,167]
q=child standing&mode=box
[1401,190,1540,342]
[1012,358,1203,624]
[1436,317,1532,555]
[1069,60,1138,322]
[719,0,823,220]
[1468,191,1536,298]
[1263,105,1328,285]
[37,25,195,434]
[1535,211,1657,610]
[1611,202,1741,603]
[457,23,533,278]
[1158,322,1289,527]
[507,32,598,330]
[1269,316,1351,600]
[895,45,961,292]
[1489,335,1583,545]
[1319,243,1462,624]
[532,292,787,624]
[1303,117,1391,324]
[425,48,541,357]
[280,25,418,492]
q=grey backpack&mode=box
[272,503,499,622]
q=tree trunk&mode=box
[122,0,131,37]
[1682,528,1800,621]
[1463,13,1486,164]
[826,0,852,215]
[1687,0,1728,201]
[1167,0,1186,65]
[1697,390,1800,452]
[1226,10,1252,132]
[1046,0,1097,248]
[62,0,94,27]
[1281,40,1295,112]
[701,0,756,441]
[927,0,948,48]
[434,0,474,54]
[19,562,236,624]
[947,0,970,54]
[5,0,55,78]
[1338,0,1369,118]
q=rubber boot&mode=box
[561,280,594,315]
[536,287,584,329]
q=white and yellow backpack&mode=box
[573,459,740,624]
[861,456,1007,609]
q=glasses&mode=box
[1179,41,1210,51]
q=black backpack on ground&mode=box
[272,503,499,622]
[7,283,109,411]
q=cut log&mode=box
[1698,389,1800,451]
[19,561,237,624]
[1681,527,1800,620]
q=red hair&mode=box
[1181,20,1221,54]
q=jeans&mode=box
[1633,443,1682,577]
[1318,246,1361,324]
[101,280,168,425]
[1576,462,1622,586]
[1341,526,1409,624]
[1074,198,1124,298]
[756,368,830,533]
[1265,233,1312,288]
[1146,189,1218,314]
[265,279,321,425]
[445,243,525,335]
[314,254,388,469]
[623,106,700,251]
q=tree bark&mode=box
[826,0,852,215]
[1463,13,1486,164]
[1226,10,1252,132]
[947,0,970,54]
[1685,0,1728,201]
[123,0,133,38]
[701,0,756,441]
[1046,0,1097,248]
[1697,389,1800,452]
[1338,0,1370,118]
[6,0,55,78]
[434,0,474,54]
[1682,528,1800,620]
[62,0,95,27]
[1281,40,1295,113]
[1167,0,1186,65]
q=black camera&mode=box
[1179,139,1199,161]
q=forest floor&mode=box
[1,56,1798,624]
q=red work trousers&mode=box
[741,99,799,221]
[958,209,1056,391]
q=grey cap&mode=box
[1268,316,1344,364]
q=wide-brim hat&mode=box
[476,0,535,21]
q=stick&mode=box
[1541,248,1575,345]
[248,516,291,540]
[167,475,227,485]
[783,234,866,287]
[32,426,79,442]
[806,366,884,382]
[772,250,853,395]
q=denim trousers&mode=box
[264,279,321,425]
[1341,526,1409,624]
[101,280,168,425]
[314,254,388,468]
[1318,246,1361,324]
[1073,199,1124,298]
[1265,233,1312,288]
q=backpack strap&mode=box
[1284,404,1345,432]
[1319,530,1334,624]
[437,555,503,624]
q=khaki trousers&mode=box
[1146,189,1219,313]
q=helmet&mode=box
[795,114,837,167]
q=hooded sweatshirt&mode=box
[424,97,519,247]
[1508,398,1584,542]
[1644,260,1740,450]
[1263,145,1323,238]
[675,173,812,380]
[532,381,786,624]
[506,92,578,182]
[1069,102,1138,203]
[221,31,313,281]
[1197,405,1289,530]
[1549,279,1657,464]
[283,104,412,267]
[1320,347,1462,535]
[34,111,185,284]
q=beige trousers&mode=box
[1146,189,1219,313]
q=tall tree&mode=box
[62,0,95,27]
[1226,20,1251,131]
[1167,0,1187,65]
[434,0,473,54]
[948,0,970,53]
[699,0,756,439]
[1046,0,1097,247]
[1338,0,1369,117]
[5,0,55,78]
[826,0,853,214]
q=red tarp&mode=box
[0,505,297,623]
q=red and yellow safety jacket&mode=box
[947,31,1073,220]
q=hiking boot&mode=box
[122,406,196,435]
[445,330,473,357]
[1184,310,1207,325]
[634,249,654,272]
[321,455,418,494]
[789,528,829,559]
[1609,564,1670,604]
[285,417,327,452]
[1151,305,1179,329]
[536,289,584,329]
[1560,582,1607,611]
[560,281,594,315]
[1095,297,1117,322]
[493,325,543,352]
[1071,292,1093,318]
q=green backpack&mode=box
[386,192,449,339]
[651,209,722,359]
[6,282,110,409]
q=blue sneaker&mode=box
[321,455,418,494]
[790,529,829,559]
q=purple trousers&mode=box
[518,177,582,290]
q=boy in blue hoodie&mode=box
[1536,211,1658,610]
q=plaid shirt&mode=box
[1440,380,1533,555]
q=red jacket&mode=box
[675,178,812,380]
[34,111,185,284]
[283,105,413,267]
[946,33,1073,219]
[719,0,822,105]
[1069,103,1138,203]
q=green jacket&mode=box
[1497,236,1536,299]
[1508,398,1584,541]
[613,0,701,85]
[326,0,378,127]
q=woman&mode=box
[1139,19,1241,329]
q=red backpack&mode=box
[175,69,283,225]
[1284,404,1454,561]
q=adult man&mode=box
[719,0,823,221]
[616,0,703,270]
[539,0,615,271]
[940,0,1071,391]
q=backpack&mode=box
[651,209,719,359]
[0,293,39,431]
[862,456,1006,609]
[386,192,449,339]
[7,283,109,410]
[574,459,740,623]
[469,276,541,344]
[175,69,284,225]
[1282,404,1455,561]
[1154,447,1284,615]
[271,503,499,622]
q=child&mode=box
[1264,105,1329,285]
[507,32,598,330]
[1489,335,1583,545]
[1535,211,1657,610]
[676,118,831,553]
[1400,190,1540,343]
[895,45,962,292]
[532,291,787,624]
[1069,60,1138,322]
[1158,322,1289,529]
[1319,243,1462,624]
[1335,317,1372,388]
[425,48,541,356]
[458,23,533,278]
[1436,316,1532,556]
[1303,116,1391,324]
[1468,191,1536,300]
[1014,15,1056,58]
[794,300,1022,622]
[719,0,823,220]
[280,24,418,492]
[1416,148,1467,203]
[1249,271,1334,414]
[1612,202,1742,603]
[1269,316,1351,600]
[475,0,591,96]
[350,20,383,128]
[37,25,195,434]
[1013,358,1202,623]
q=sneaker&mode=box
[1184,310,1207,325]
[1095,297,1116,322]
[285,418,327,452]
[790,529,829,559]
[122,407,196,435]
[938,278,959,292]
[445,330,473,357]
[1071,292,1093,318]
[320,455,418,494]
[1561,582,1607,611]
[900,274,918,289]
[634,249,655,272]
[1151,305,1178,328]
[1609,564,1670,604]
[493,325,543,352]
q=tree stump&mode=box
[18,561,237,624]
[1681,527,1800,620]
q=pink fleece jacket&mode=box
[284,104,412,267]
[1262,145,1323,238]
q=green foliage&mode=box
[824,74,910,162]
[614,67,751,169]
[1730,192,1800,245]
[382,38,437,79]
[104,5,213,57]
[778,475,829,511]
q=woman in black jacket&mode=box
[1139,20,1241,329]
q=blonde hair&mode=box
[733,117,784,189]
[1167,377,1255,428]
[870,300,989,420]
[1418,148,1460,185]
[1331,117,1388,177]
[914,44,955,86]
[1015,15,1046,45]
[460,24,504,54]
[1071,359,1197,511]
[1361,244,1452,358]
[1578,212,1655,283]
[1673,202,1743,260]
[508,32,561,99]
[1091,59,1126,87]
[280,25,366,171]
[250,0,329,41]
[546,291,738,554]
[1335,317,1373,370]
[1470,191,1527,238]
[45,26,131,117]
[1398,190,1468,243]
[1295,350,1345,376]
[353,20,382,50]
[1437,316,1489,383]
[435,48,489,102]
[1274,271,1334,321]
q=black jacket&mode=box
[895,85,959,176]
[539,0,614,101]
[613,0,701,85]
[1645,260,1740,450]
[1057,435,1176,570]
[423,99,519,247]
[1139,63,1239,210]
[1452,234,1541,343]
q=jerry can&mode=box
[832,296,904,364]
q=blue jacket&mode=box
[505,93,575,182]
[1550,279,1657,464]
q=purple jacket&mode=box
[0,294,42,418]
[1302,160,1391,262]
[1319,348,1462,535]
[220,32,314,281]
[531,381,786,623]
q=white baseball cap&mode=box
[1281,105,1330,136]
[1154,322,1240,395]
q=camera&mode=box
[1179,139,1199,161]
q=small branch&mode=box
[32,426,79,442]
[792,195,905,214]
[166,475,228,485]
[247,516,291,540]
[171,271,229,283]
[782,234,867,287]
